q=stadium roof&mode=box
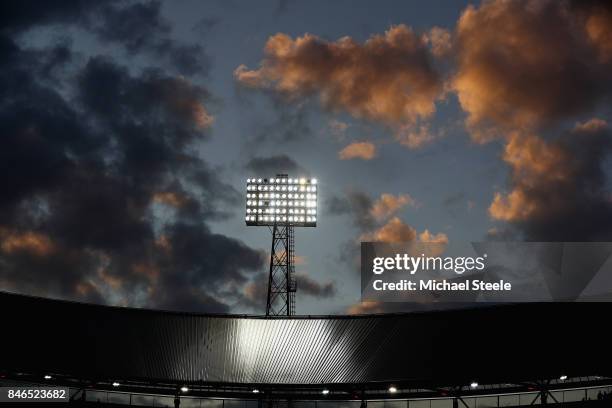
[1,291,611,399]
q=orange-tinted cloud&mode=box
[152,191,187,208]
[338,141,376,160]
[235,25,443,144]
[453,0,612,142]
[132,261,161,283]
[155,234,172,253]
[360,217,416,243]
[360,216,448,260]
[488,132,570,222]
[424,26,452,57]
[0,228,55,257]
[395,123,437,149]
[574,117,608,133]
[161,77,214,129]
[419,229,449,244]
[346,300,386,315]
[488,120,612,240]
[370,193,415,220]
[584,4,612,63]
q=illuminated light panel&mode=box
[245,176,318,227]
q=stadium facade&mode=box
[1,291,611,406]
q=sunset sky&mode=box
[1,0,612,314]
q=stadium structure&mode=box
[1,291,612,407]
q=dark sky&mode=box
[1,0,612,314]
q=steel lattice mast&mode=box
[245,173,317,316]
[265,224,296,316]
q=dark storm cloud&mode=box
[0,0,95,33]
[244,155,307,177]
[294,273,336,298]
[0,0,210,76]
[0,7,263,313]
[325,191,376,230]
[151,222,266,313]
[92,1,210,76]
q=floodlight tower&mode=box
[245,174,318,316]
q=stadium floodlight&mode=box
[245,174,318,316]
[245,176,317,227]
[470,382,479,388]
[388,386,397,393]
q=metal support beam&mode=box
[266,223,296,316]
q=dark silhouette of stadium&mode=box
[1,291,611,407]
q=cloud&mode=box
[328,119,349,138]
[370,193,415,220]
[152,191,188,208]
[452,0,612,142]
[0,1,95,34]
[0,228,56,257]
[295,273,336,298]
[359,216,448,245]
[326,191,418,230]
[0,20,262,313]
[244,154,307,176]
[325,190,377,230]
[574,117,608,133]
[235,25,444,145]
[338,141,376,160]
[240,271,336,312]
[360,216,417,243]
[424,26,452,58]
[91,1,211,76]
[346,300,386,315]
[0,1,210,76]
[358,216,448,259]
[488,120,612,240]
[395,123,438,149]
[581,1,612,63]
[419,229,449,244]
[77,58,213,131]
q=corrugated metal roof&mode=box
[1,292,611,386]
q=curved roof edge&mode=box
[2,290,612,391]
